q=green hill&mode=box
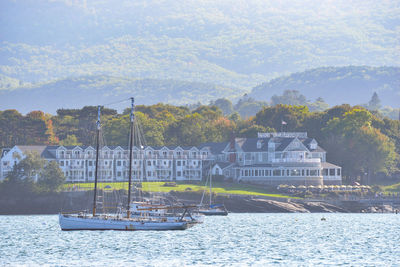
[0,0,398,89]
[0,76,244,114]
[250,66,400,107]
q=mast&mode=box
[127,97,134,218]
[92,106,101,217]
[209,167,212,206]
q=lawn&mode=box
[381,182,400,193]
[64,181,297,199]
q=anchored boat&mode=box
[59,98,199,231]
[198,167,228,216]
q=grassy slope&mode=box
[64,181,296,199]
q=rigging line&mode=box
[101,98,132,108]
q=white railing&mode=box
[271,158,321,163]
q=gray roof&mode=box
[17,145,47,157]
[199,142,228,155]
[322,162,341,168]
[235,138,269,152]
[214,162,234,169]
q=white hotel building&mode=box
[0,132,342,185]
[0,145,210,183]
[201,132,342,186]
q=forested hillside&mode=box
[1,66,399,114]
[1,103,400,181]
[250,66,400,107]
[0,76,241,113]
[1,0,398,88]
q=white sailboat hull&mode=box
[59,214,191,231]
[198,209,228,216]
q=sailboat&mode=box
[59,98,196,231]
[198,167,228,216]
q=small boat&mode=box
[59,98,199,231]
[199,204,228,216]
[129,201,204,223]
[198,167,228,216]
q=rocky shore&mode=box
[0,191,398,215]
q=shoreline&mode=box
[1,191,399,215]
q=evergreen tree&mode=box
[367,92,381,111]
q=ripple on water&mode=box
[0,214,399,266]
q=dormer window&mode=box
[257,140,262,149]
[310,140,317,150]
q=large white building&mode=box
[0,145,211,183]
[0,132,342,185]
[200,132,342,185]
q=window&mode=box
[310,170,318,176]
[117,161,121,166]
[323,169,328,176]
[147,161,151,166]
[337,169,341,175]
[177,161,181,166]
[177,171,181,176]
[60,161,64,166]
[88,171,92,177]
[255,170,258,176]
[89,161,92,166]
[183,161,186,166]
[290,169,300,176]
[117,171,121,177]
[245,170,248,176]
[329,169,335,176]
[147,171,151,177]
[273,170,281,176]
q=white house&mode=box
[0,145,47,181]
[200,132,342,186]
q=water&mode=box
[0,214,399,266]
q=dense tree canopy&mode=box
[1,102,400,182]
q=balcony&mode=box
[271,158,321,163]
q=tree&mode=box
[255,104,309,131]
[367,92,381,111]
[271,90,307,106]
[307,97,330,112]
[210,98,234,116]
[322,109,396,182]
[60,134,82,146]
[166,113,206,146]
[0,152,45,196]
[234,97,267,118]
[38,161,65,192]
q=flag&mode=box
[281,120,287,125]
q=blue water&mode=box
[0,214,399,266]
